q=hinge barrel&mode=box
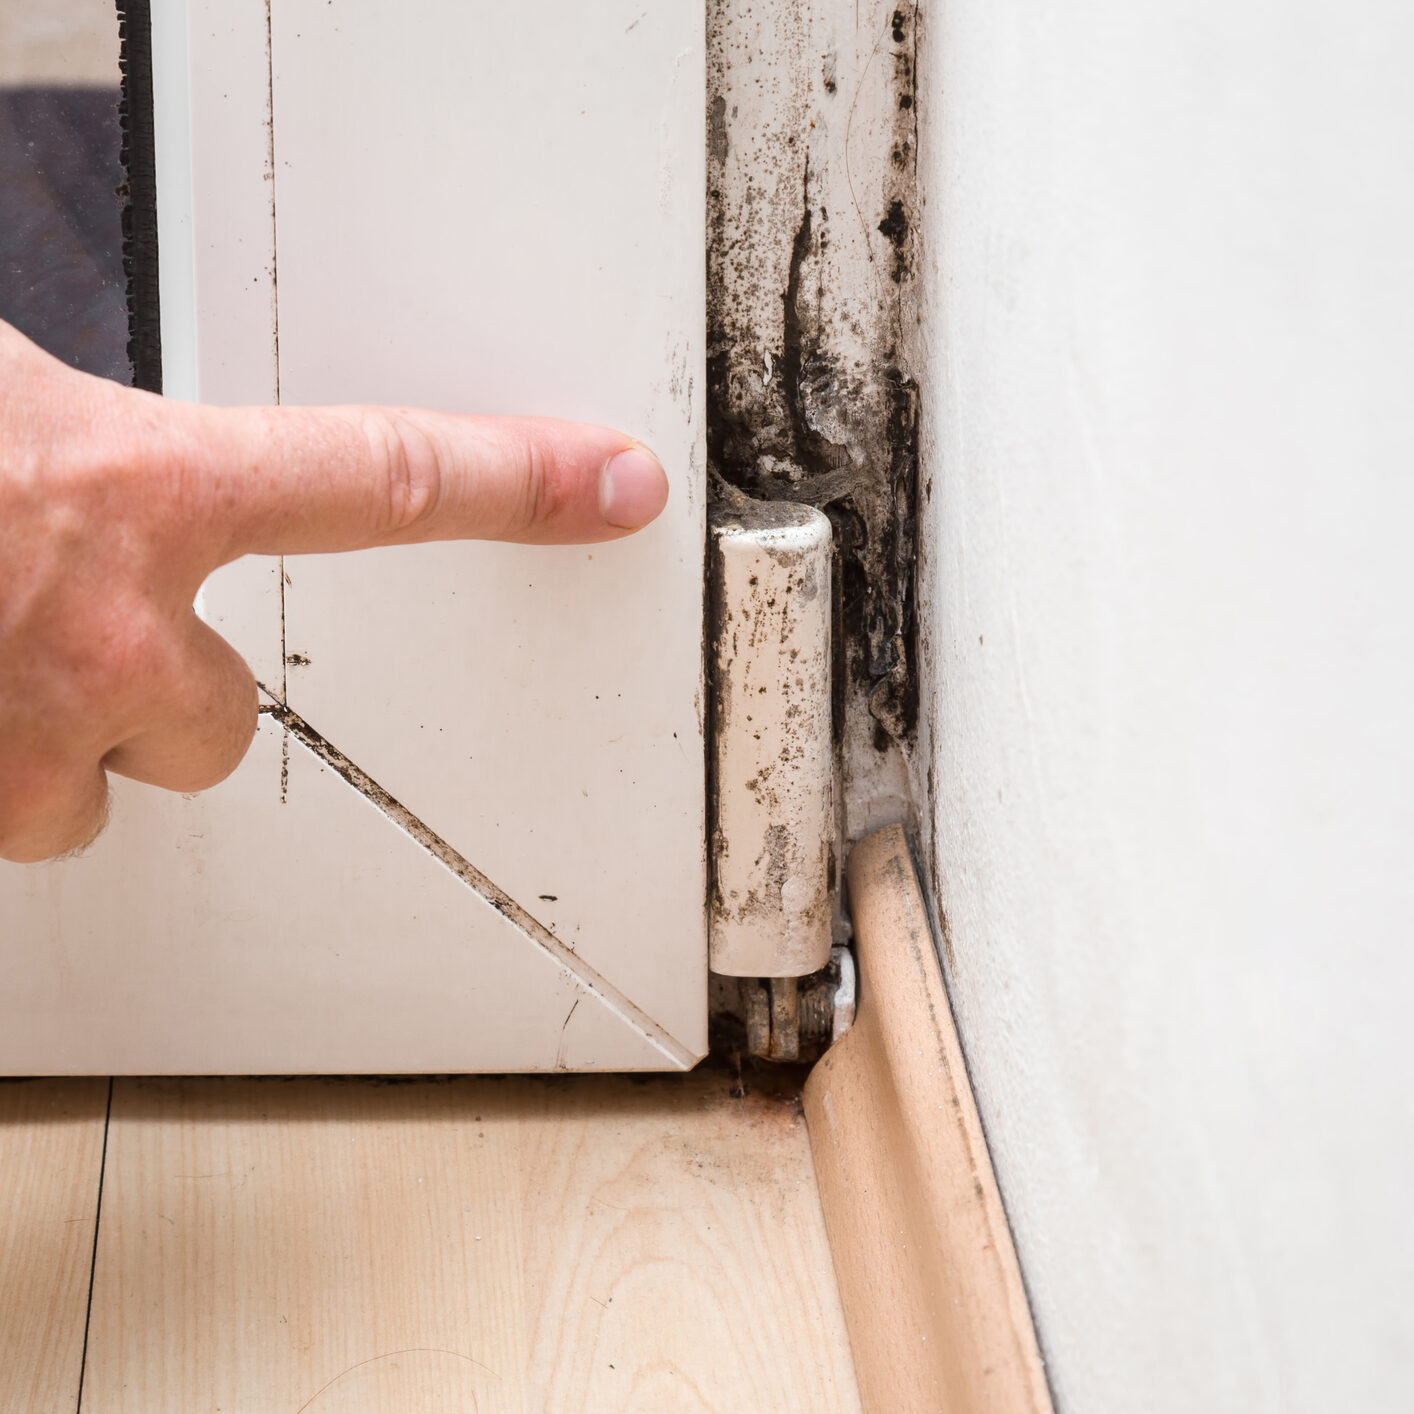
[708,501,835,977]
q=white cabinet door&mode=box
[0,0,707,1073]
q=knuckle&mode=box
[191,653,257,761]
[513,435,567,533]
[0,771,52,861]
[161,632,257,788]
[2,368,196,582]
[197,714,257,790]
[518,440,548,530]
[64,601,177,718]
[0,763,108,864]
[97,605,171,687]
[365,412,445,536]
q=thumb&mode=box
[175,403,670,560]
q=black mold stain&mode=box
[708,92,729,166]
[877,198,910,284]
[706,2,921,758]
[878,198,907,243]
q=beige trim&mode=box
[803,824,1052,1414]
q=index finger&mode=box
[176,402,670,562]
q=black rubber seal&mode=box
[117,0,161,393]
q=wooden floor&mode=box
[0,1067,860,1414]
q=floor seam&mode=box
[73,1076,113,1414]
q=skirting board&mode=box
[803,824,1053,1414]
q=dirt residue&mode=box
[707,0,921,773]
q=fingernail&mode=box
[599,447,669,529]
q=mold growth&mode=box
[254,697,697,1068]
[707,0,920,829]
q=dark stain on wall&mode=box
[707,1,921,764]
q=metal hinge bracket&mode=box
[707,497,855,1059]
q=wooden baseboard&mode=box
[803,824,1053,1414]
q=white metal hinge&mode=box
[707,498,854,1059]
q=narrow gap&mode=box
[264,0,281,407]
[73,1077,114,1414]
[278,560,287,705]
[264,0,289,708]
[278,567,287,702]
[116,0,162,392]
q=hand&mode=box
[0,321,669,863]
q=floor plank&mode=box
[82,1070,860,1413]
[0,1078,109,1414]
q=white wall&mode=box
[914,4,1414,1410]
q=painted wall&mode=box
[912,4,1414,1410]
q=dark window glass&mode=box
[0,7,130,384]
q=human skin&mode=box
[0,319,669,864]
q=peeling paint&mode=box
[707,0,920,837]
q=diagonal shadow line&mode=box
[255,691,697,1070]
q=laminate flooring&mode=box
[0,1068,861,1414]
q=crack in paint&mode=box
[255,694,696,1069]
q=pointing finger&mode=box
[103,614,258,793]
[179,403,670,562]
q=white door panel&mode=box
[0,722,686,1074]
[282,535,705,1047]
[0,0,707,1071]
[268,0,707,1046]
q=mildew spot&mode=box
[707,0,921,819]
